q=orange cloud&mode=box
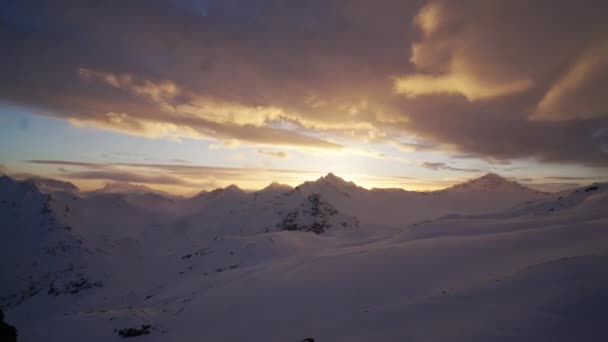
[257,150,288,159]
[533,41,608,121]
[395,1,534,100]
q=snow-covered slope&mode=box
[1,174,606,341]
[0,176,95,309]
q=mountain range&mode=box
[1,172,607,341]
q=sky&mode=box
[1,0,607,194]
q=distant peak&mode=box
[320,172,347,184]
[262,181,292,192]
[225,184,242,192]
[480,172,503,179]
[471,173,510,184]
[313,173,360,191]
[25,177,80,193]
[446,172,532,192]
[210,184,244,195]
[95,182,159,194]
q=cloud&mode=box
[394,1,535,100]
[532,41,608,121]
[0,1,408,150]
[25,159,324,192]
[395,140,438,152]
[392,0,608,167]
[421,162,481,173]
[545,176,606,181]
[170,159,190,163]
[1,0,608,168]
[71,68,344,149]
[64,169,192,186]
[257,150,288,159]
[394,63,533,101]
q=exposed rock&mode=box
[47,277,102,296]
[584,185,599,192]
[0,310,18,342]
[117,324,152,338]
[278,194,353,234]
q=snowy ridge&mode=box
[0,176,95,309]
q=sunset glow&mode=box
[1,0,607,193]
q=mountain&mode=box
[442,173,541,193]
[22,177,80,194]
[88,182,166,195]
[427,172,549,215]
[257,181,293,195]
[489,183,607,219]
[297,172,361,197]
[2,173,608,341]
[282,173,548,227]
[0,176,94,309]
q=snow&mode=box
[1,173,607,341]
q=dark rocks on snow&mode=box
[0,310,17,342]
[47,277,102,296]
[584,185,599,192]
[278,194,340,234]
[117,324,151,338]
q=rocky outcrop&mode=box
[278,194,357,234]
[0,310,17,342]
[116,324,151,337]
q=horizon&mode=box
[1,1,607,195]
[2,170,602,196]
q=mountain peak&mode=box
[473,173,512,185]
[93,182,160,195]
[209,184,244,196]
[319,173,349,185]
[24,177,80,193]
[478,173,506,181]
[225,184,243,192]
[261,181,292,192]
[446,173,532,192]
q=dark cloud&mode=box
[25,159,320,188]
[545,176,606,181]
[395,0,608,166]
[27,160,113,168]
[402,95,608,166]
[421,162,481,173]
[26,159,311,174]
[396,141,437,152]
[64,169,192,186]
[2,0,608,166]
